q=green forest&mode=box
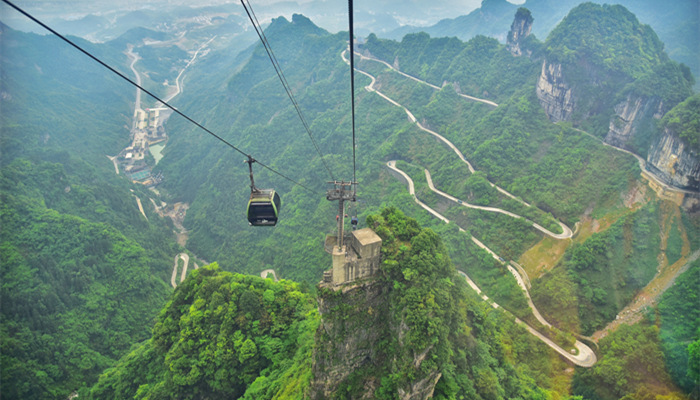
[0,24,177,399]
[89,264,319,399]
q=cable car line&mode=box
[348,0,357,192]
[240,0,336,182]
[1,0,319,195]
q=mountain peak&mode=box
[507,7,534,56]
[480,0,515,13]
[266,13,326,37]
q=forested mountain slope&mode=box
[155,14,370,283]
[0,24,178,398]
[89,264,319,399]
[156,7,640,281]
[386,0,699,88]
[538,3,693,139]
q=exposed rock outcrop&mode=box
[397,372,442,400]
[682,193,700,212]
[604,94,665,151]
[535,60,574,122]
[647,129,700,191]
[310,278,441,400]
[310,280,389,399]
[506,8,534,57]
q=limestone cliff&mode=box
[310,280,391,399]
[535,3,693,130]
[647,128,700,191]
[535,60,574,123]
[506,8,534,57]
[604,94,665,153]
[646,94,700,192]
[311,221,441,399]
[311,276,443,399]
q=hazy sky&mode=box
[1,0,527,30]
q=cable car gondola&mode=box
[245,156,281,226]
[247,188,281,226]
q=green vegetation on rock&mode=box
[660,94,700,152]
[89,264,319,399]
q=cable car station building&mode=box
[322,228,382,287]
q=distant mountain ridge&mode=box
[385,0,699,86]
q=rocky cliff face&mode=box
[506,8,534,57]
[647,128,700,191]
[311,280,388,399]
[604,94,665,151]
[535,60,575,122]
[310,279,441,400]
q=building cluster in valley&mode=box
[117,107,169,187]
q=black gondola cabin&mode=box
[247,189,281,226]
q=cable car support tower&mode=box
[327,181,357,250]
[326,0,359,251]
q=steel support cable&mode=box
[2,0,319,194]
[348,0,357,192]
[240,0,336,182]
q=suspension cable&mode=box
[2,0,319,194]
[348,0,357,193]
[240,0,336,182]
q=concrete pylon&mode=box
[332,245,346,285]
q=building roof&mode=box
[352,228,381,246]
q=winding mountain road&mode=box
[162,36,216,104]
[171,253,190,288]
[387,160,596,367]
[349,47,695,367]
[126,46,142,125]
[424,168,572,239]
[345,49,572,238]
[346,49,533,210]
[352,51,499,108]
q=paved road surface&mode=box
[458,270,596,367]
[162,36,216,103]
[260,269,279,281]
[387,161,449,223]
[507,265,551,328]
[134,195,148,220]
[574,128,697,195]
[106,155,119,174]
[126,46,142,125]
[171,253,190,288]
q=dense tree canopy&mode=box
[89,264,319,399]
